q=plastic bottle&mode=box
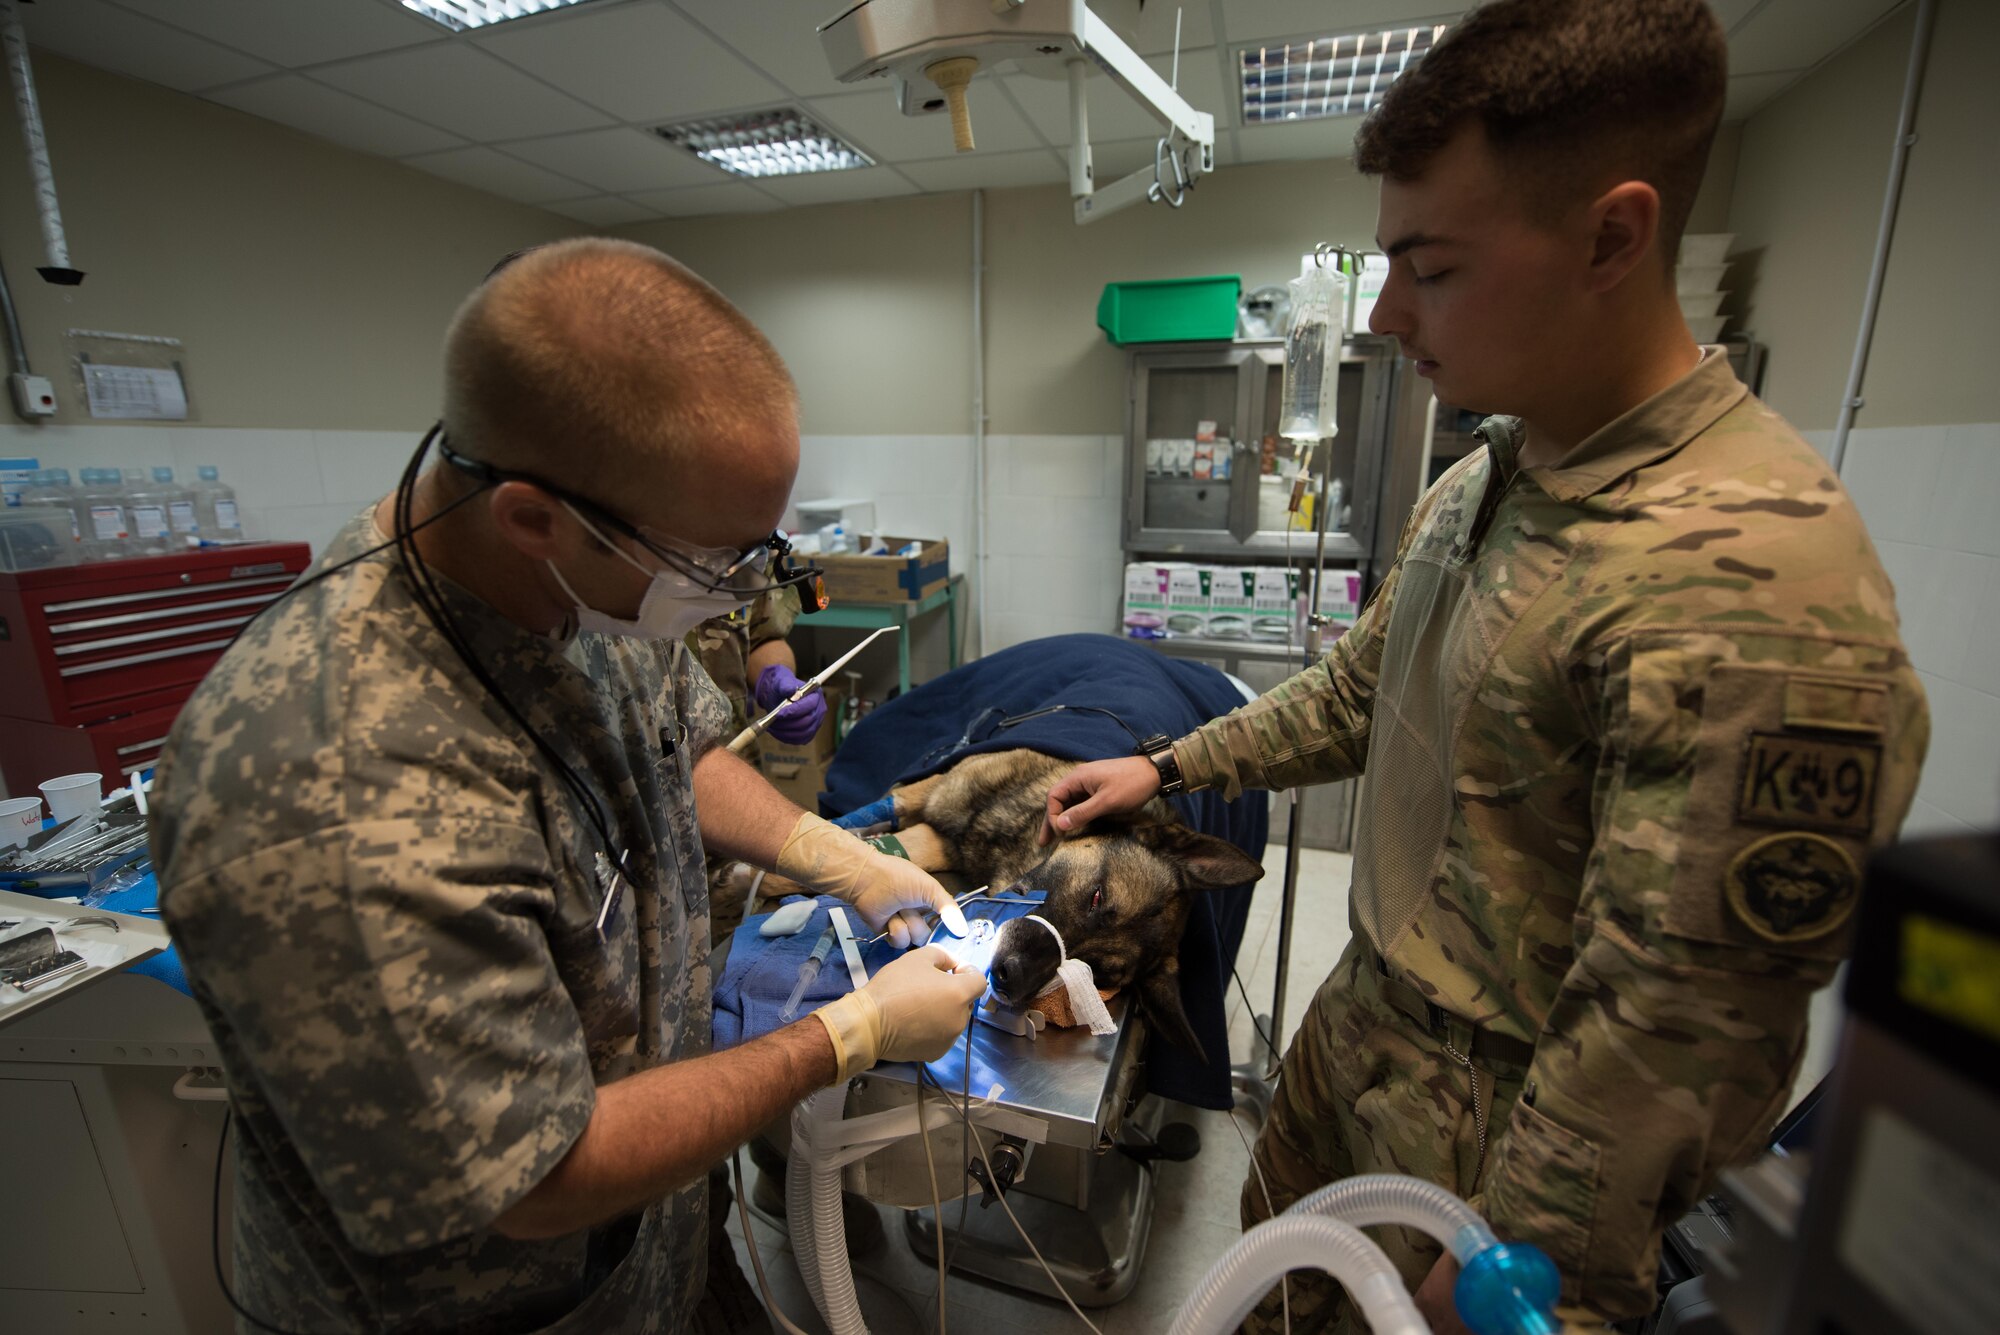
[190,466,242,541]
[153,466,198,548]
[18,469,82,546]
[79,468,132,560]
[123,468,173,556]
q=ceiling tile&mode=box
[403,145,594,203]
[1233,115,1363,165]
[1003,48,1228,146]
[1727,0,1902,76]
[206,74,464,157]
[901,147,1067,193]
[477,1,783,124]
[627,181,788,215]
[546,195,660,226]
[18,0,274,92]
[751,165,918,207]
[113,0,438,69]
[670,0,857,100]
[809,78,1041,162]
[1723,69,1803,122]
[1218,2,1467,45]
[314,43,611,141]
[504,126,724,193]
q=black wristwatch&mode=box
[1137,733,1187,797]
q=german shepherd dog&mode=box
[821,749,1264,1061]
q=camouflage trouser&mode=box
[1238,937,1530,1335]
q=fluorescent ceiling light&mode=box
[399,0,598,33]
[655,109,874,179]
[1241,25,1449,124]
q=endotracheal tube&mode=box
[1280,264,1348,442]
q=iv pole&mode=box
[1263,244,1365,1081]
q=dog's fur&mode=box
[816,749,1265,1061]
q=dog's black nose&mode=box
[991,955,1014,990]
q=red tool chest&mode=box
[0,543,312,797]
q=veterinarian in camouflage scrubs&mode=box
[151,239,982,1334]
[1043,4,1929,1330]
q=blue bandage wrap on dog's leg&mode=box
[835,796,898,832]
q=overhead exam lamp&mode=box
[818,0,1215,223]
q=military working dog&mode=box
[764,749,1264,1060]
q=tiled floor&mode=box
[724,833,1356,1335]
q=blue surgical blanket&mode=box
[713,893,1046,1052]
[762,632,1266,1111]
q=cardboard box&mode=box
[817,535,950,604]
[1206,567,1257,640]
[1311,569,1363,626]
[757,686,842,808]
[1122,562,1172,635]
[1166,564,1211,636]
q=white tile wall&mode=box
[788,433,1129,663]
[1842,420,2000,836]
[0,423,410,556]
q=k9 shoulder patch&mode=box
[1736,733,1881,834]
[1660,660,1895,959]
[1725,831,1860,944]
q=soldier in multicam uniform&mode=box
[688,586,823,946]
[1043,3,1928,1332]
[150,239,985,1335]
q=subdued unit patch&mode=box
[1725,832,1859,943]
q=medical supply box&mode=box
[757,686,843,810]
[816,535,949,604]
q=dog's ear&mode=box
[1135,959,1207,1063]
[1128,822,1266,892]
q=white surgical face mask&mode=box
[547,503,747,640]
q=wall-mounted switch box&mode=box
[9,373,56,419]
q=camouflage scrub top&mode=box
[1173,351,1929,1316]
[150,508,730,1334]
[686,587,801,767]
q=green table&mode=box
[808,575,963,696]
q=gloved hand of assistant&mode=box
[753,664,827,744]
[776,812,970,948]
[811,944,988,1083]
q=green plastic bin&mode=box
[1097,275,1242,345]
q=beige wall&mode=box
[628,138,1740,439]
[1728,0,2000,429]
[0,53,573,431]
[626,156,1394,437]
[619,193,974,438]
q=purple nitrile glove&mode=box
[754,664,828,744]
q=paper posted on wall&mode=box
[82,363,189,420]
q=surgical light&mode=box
[1240,25,1449,125]
[654,109,874,179]
[397,0,598,34]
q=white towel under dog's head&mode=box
[1021,914,1118,1036]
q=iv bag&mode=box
[1279,265,1348,441]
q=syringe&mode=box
[780,925,837,1021]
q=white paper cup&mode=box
[0,796,41,848]
[40,772,103,825]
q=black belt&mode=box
[1372,952,1538,1070]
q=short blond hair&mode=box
[441,238,796,499]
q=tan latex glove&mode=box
[776,812,969,948]
[812,944,989,1083]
